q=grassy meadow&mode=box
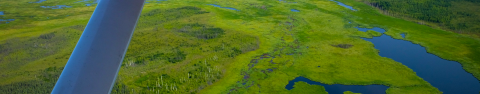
[0,0,479,93]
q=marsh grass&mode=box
[0,0,478,93]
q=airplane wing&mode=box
[52,0,145,93]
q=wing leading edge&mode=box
[52,0,146,93]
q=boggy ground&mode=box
[0,0,479,94]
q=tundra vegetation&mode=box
[0,0,479,94]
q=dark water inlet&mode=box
[286,76,388,94]
[330,0,356,11]
[208,4,239,11]
[359,27,480,94]
[291,9,300,12]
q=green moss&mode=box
[344,91,361,94]
[367,30,382,37]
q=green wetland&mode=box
[0,0,479,93]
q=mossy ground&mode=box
[0,0,479,93]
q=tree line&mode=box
[363,0,480,34]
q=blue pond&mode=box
[359,27,480,94]
[355,27,385,33]
[291,9,300,12]
[208,4,239,11]
[286,76,388,94]
[400,33,405,38]
[30,0,46,3]
[0,11,4,15]
[41,5,72,9]
[330,0,356,11]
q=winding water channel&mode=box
[286,27,480,93]
[286,76,388,94]
[361,27,480,94]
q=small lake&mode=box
[208,4,239,11]
[0,11,4,15]
[359,27,480,94]
[41,5,72,9]
[286,76,388,94]
[291,9,300,12]
[330,0,356,11]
